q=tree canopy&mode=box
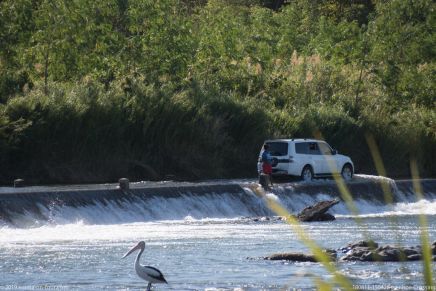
[0,0,434,184]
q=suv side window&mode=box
[308,142,321,155]
[318,142,332,155]
[295,142,308,154]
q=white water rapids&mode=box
[0,176,435,290]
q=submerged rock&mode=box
[266,252,318,262]
[266,249,336,262]
[248,216,286,223]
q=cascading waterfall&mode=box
[0,175,435,228]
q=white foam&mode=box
[0,218,288,244]
[265,193,280,202]
[353,174,395,183]
[336,199,436,218]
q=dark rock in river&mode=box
[341,240,378,253]
[248,216,286,223]
[353,240,378,249]
[315,213,336,221]
[376,249,404,262]
[266,249,337,262]
[340,241,427,262]
[267,252,318,262]
[267,241,436,263]
[401,247,421,257]
[324,249,338,260]
[264,240,436,262]
[407,254,422,261]
[297,199,339,222]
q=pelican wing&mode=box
[143,266,167,283]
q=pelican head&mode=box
[122,241,145,258]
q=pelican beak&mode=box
[122,243,141,259]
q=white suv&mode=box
[257,139,354,181]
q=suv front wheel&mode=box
[301,165,313,182]
[341,164,353,181]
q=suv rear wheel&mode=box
[301,165,313,182]
[341,164,353,181]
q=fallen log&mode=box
[297,199,340,222]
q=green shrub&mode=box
[0,0,435,183]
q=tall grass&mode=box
[1,0,435,184]
[0,79,271,183]
[1,76,435,184]
[411,158,434,286]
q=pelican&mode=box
[122,241,167,290]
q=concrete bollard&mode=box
[14,179,25,188]
[119,178,130,190]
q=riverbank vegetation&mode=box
[0,0,434,184]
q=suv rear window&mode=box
[266,142,288,156]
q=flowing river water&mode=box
[0,175,435,290]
